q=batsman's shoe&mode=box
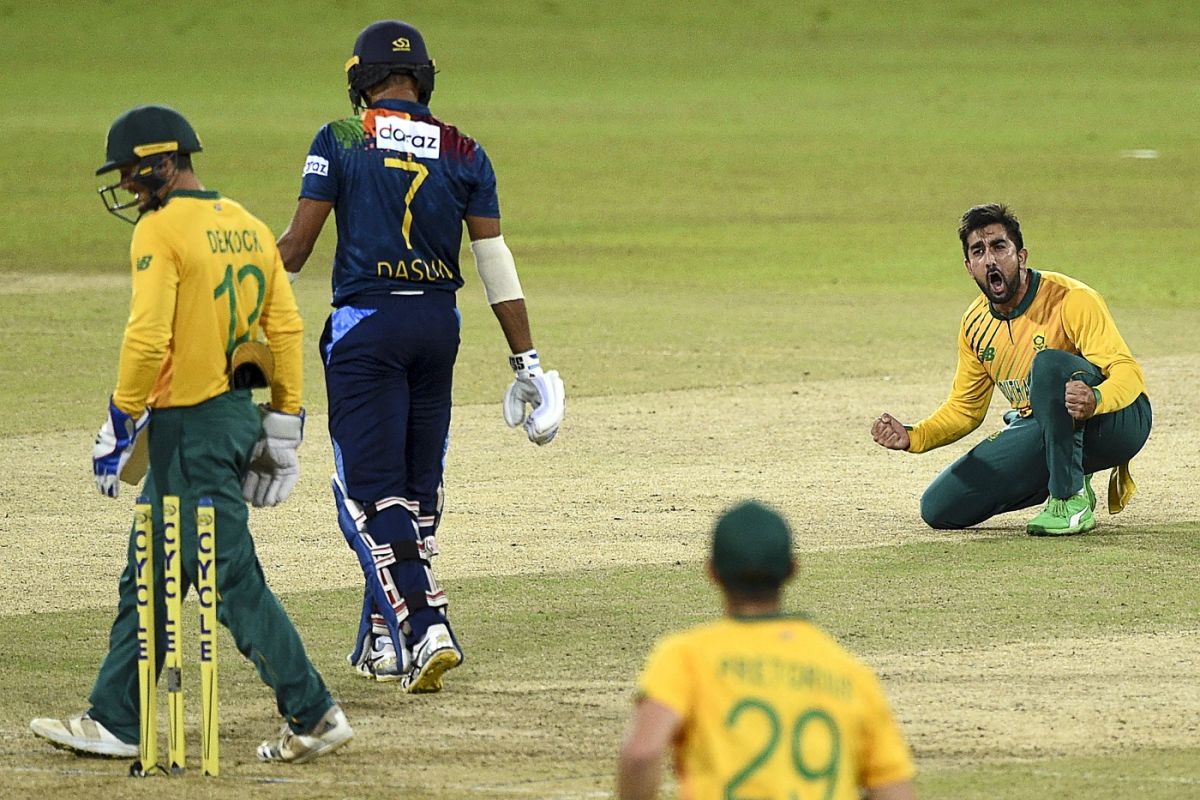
[256,704,353,764]
[1027,493,1096,536]
[401,623,462,694]
[353,635,403,682]
[30,714,138,758]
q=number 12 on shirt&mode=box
[213,263,265,356]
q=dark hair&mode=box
[175,153,193,172]
[366,71,418,100]
[721,581,784,605]
[958,203,1023,256]
[714,562,792,599]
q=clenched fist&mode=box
[871,413,910,451]
[1064,380,1097,421]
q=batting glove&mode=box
[92,399,150,498]
[503,349,564,446]
[242,406,305,507]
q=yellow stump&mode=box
[197,498,220,776]
[133,498,158,775]
[162,495,185,774]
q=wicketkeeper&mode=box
[31,104,352,764]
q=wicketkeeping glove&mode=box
[503,349,564,446]
[92,398,150,498]
[241,406,305,507]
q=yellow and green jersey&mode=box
[637,615,914,800]
[908,269,1145,453]
[112,190,303,415]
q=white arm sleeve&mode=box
[470,235,525,304]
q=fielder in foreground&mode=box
[871,204,1152,535]
[617,501,916,800]
[277,20,564,691]
[30,104,352,766]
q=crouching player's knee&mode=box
[1029,348,1101,417]
[1030,347,1076,374]
[920,485,971,530]
[1030,348,1096,390]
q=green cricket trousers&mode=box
[88,390,333,743]
[920,349,1152,529]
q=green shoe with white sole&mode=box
[1027,492,1096,536]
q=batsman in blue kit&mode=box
[278,20,565,693]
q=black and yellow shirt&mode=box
[113,190,303,415]
[909,269,1145,454]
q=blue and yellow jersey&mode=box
[299,98,500,306]
[908,269,1146,453]
[637,615,915,800]
[113,190,303,415]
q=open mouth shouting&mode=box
[977,265,1021,307]
[987,268,1006,295]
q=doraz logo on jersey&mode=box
[374,116,441,159]
[304,155,330,177]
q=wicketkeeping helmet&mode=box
[345,20,436,111]
[96,104,203,224]
[96,104,202,176]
